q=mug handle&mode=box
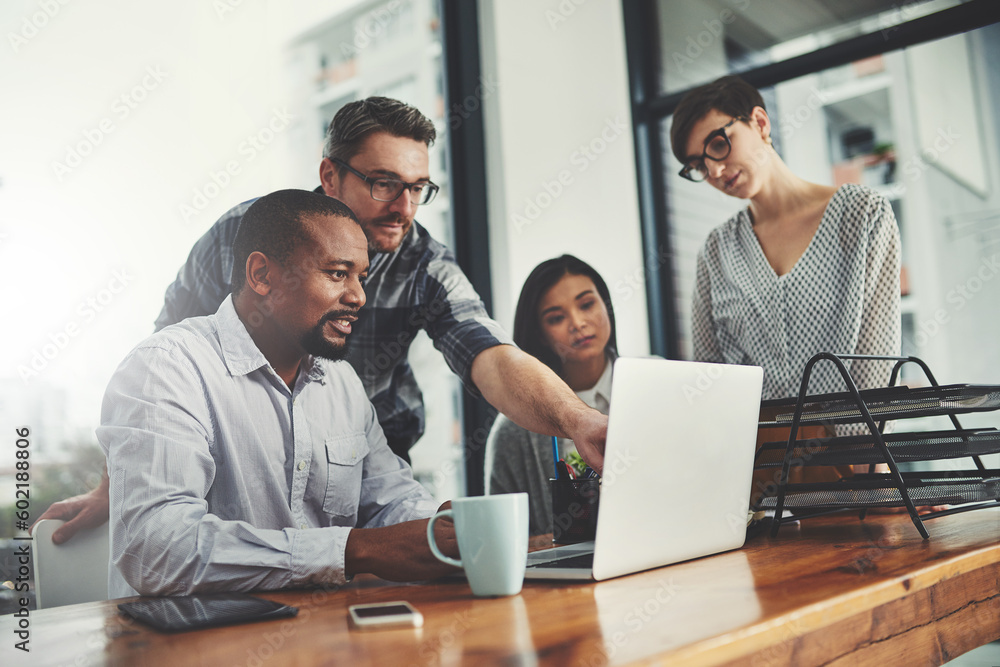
[427,510,462,567]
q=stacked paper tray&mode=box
[755,471,1000,510]
[754,428,1000,468]
[759,384,1000,426]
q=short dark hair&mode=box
[669,75,765,164]
[322,96,436,167]
[230,189,359,294]
[512,255,618,375]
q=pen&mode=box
[552,436,559,479]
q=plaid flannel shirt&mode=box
[156,191,512,454]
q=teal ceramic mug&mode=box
[427,493,529,597]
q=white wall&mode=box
[477,0,650,357]
[0,0,304,444]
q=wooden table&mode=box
[3,510,999,666]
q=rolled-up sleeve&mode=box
[420,253,513,395]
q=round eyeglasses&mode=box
[679,116,747,183]
[331,157,440,205]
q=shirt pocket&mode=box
[322,433,370,518]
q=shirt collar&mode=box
[216,295,326,383]
[574,356,614,413]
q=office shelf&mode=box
[752,352,1000,539]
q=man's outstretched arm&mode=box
[471,345,608,473]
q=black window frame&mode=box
[440,0,496,496]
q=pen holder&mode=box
[549,478,600,544]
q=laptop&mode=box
[524,357,764,581]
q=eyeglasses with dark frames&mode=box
[331,157,439,205]
[679,116,747,183]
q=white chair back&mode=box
[32,519,109,609]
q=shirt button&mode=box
[298,461,307,471]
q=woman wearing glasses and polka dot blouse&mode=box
[670,75,901,408]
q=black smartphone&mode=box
[118,593,298,632]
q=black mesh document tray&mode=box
[756,471,1000,510]
[754,428,1000,468]
[761,384,1000,425]
[753,353,1000,539]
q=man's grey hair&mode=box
[322,96,436,166]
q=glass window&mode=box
[656,0,963,95]
[662,25,1000,400]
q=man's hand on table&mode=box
[345,501,460,582]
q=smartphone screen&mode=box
[118,594,298,633]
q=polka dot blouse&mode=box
[692,183,902,402]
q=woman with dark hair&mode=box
[485,255,617,536]
[670,75,900,403]
[672,76,903,501]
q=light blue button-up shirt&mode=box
[99,296,438,597]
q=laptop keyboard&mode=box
[529,552,595,569]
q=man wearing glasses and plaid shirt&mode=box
[38,97,609,545]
